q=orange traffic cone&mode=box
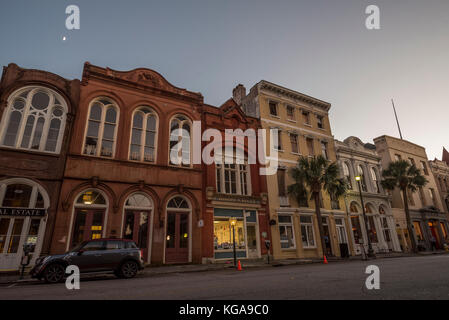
[323,255,328,264]
[237,260,243,271]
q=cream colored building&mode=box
[374,135,449,251]
[335,137,401,255]
[236,81,354,260]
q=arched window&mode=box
[169,115,191,166]
[83,98,118,158]
[350,202,360,213]
[129,107,158,162]
[0,179,49,260]
[342,162,352,189]
[215,147,251,195]
[370,167,380,193]
[357,165,368,192]
[167,196,190,209]
[0,86,68,153]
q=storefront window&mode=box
[367,216,378,243]
[440,222,448,240]
[25,219,41,252]
[0,218,10,253]
[278,215,295,249]
[214,218,245,251]
[8,218,24,253]
[413,221,424,241]
[351,216,362,244]
[300,216,315,248]
[335,218,348,244]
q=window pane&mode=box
[31,117,45,150]
[86,121,100,138]
[45,118,61,152]
[179,214,188,248]
[105,108,117,123]
[31,92,49,110]
[72,210,87,247]
[145,131,155,148]
[166,214,175,248]
[123,211,135,240]
[8,219,24,253]
[138,212,149,249]
[133,113,143,129]
[147,116,156,131]
[2,184,33,208]
[3,111,22,146]
[101,140,113,157]
[90,104,102,121]
[144,147,154,162]
[91,211,103,240]
[103,123,115,140]
[20,115,35,148]
[0,218,11,253]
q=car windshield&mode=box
[68,241,88,253]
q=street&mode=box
[1,255,449,300]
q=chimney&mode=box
[443,147,449,166]
[232,84,246,106]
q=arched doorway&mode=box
[69,189,108,250]
[0,178,49,270]
[122,193,153,263]
[165,196,191,264]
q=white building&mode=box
[335,137,401,254]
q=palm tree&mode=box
[288,155,347,258]
[381,160,427,253]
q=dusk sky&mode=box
[0,0,448,160]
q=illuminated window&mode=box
[413,221,424,241]
[214,218,245,251]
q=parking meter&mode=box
[20,243,35,279]
[264,240,271,264]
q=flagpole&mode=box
[391,99,403,140]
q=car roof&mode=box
[88,238,136,242]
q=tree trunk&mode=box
[314,192,327,258]
[402,188,418,253]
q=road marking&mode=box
[7,283,17,288]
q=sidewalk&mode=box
[1,251,448,285]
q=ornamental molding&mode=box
[259,81,331,112]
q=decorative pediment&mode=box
[82,63,203,103]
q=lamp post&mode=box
[230,218,237,267]
[355,176,376,258]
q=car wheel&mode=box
[44,264,65,283]
[119,261,139,279]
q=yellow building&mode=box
[235,82,354,260]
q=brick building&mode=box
[201,97,271,262]
[0,64,80,270]
[51,63,204,264]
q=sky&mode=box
[0,0,448,160]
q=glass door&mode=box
[123,210,150,261]
[71,209,105,248]
[246,225,259,258]
[165,212,189,264]
[0,217,26,270]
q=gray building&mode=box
[335,137,401,255]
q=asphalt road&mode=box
[1,255,449,300]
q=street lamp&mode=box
[355,176,376,258]
[229,218,237,267]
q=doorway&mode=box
[246,224,259,259]
[123,210,150,261]
[428,221,441,250]
[322,217,333,256]
[165,212,189,264]
[71,209,105,248]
